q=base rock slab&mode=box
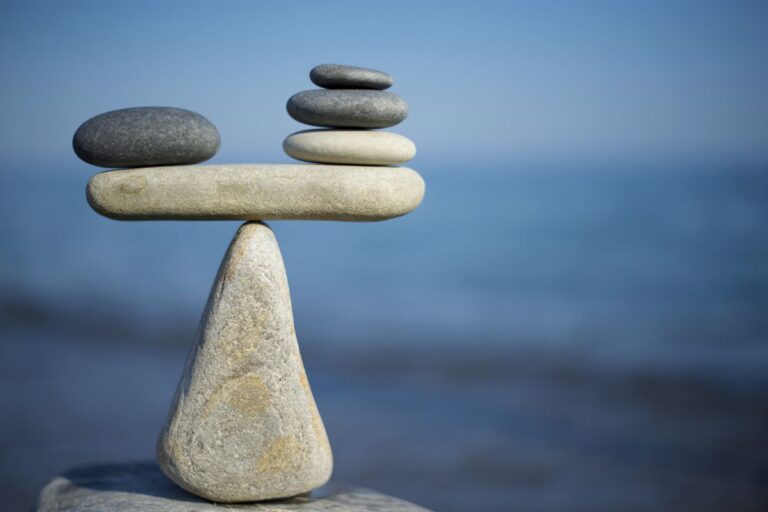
[36,462,433,511]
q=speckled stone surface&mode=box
[73,107,220,168]
[284,130,416,165]
[310,64,394,90]
[157,222,332,502]
[36,462,433,511]
[86,164,425,221]
[287,90,408,128]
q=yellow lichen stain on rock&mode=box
[296,365,328,448]
[256,436,301,473]
[309,400,330,453]
[202,373,271,419]
[223,373,271,414]
[299,369,310,393]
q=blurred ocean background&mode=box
[2,161,767,511]
[2,1,768,511]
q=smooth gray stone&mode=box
[86,164,425,221]
[36,462,433,511]
[310,64,394,90]
[157,222,332,502]
[287,90,408,128]
[73,107,220,168]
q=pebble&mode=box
[287,90,408,128]
[36,462,433,511]
[86,164,425,221]
[73,107,220,168]
[283,129,416,165]
[157,222,333,502]
[310,64,394,90]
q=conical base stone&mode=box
[157,222,332,502]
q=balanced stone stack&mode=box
[37,66,429,512]
[284,64,415,166]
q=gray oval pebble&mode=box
[310,64,394,90]
[73,107,220,168]
[287,90,408,129]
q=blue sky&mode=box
[1,0,767,167]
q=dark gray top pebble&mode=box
[310,64,394,90]
[73,107,220,168]
[287,90,408,129]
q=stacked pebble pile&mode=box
[284,64,415,166]
[51,66,430,512]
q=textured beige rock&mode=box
[157,222,332,502]
[87,164,425,221]
[283,129,416,165]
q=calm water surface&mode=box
[1,162,767,511]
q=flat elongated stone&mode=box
[73,107,220,168]
[310,64,394,90]
[87,164,425,221]
[287,90,408,128]
[157,222,333,502]
[284,129,416,165]
[36,462,433,511]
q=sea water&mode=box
[1,162,767,511]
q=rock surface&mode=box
[310,64,394,90]
[287,90,408,128]
[87,164,425,221]
[36,462,433,511]
[157,222,332,502]
[284,129,416,165]
[73,107,220,168]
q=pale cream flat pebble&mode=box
[157,222,333,502]
[86,164,425,221]
[283,129,416,165]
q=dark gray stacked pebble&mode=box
[283,64,416,166]
[288,64,403,128]
[73,107,220,168]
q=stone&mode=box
[87,164,425,221]
[73,107,220,168]
[36,462,433,511]
[284,129,416,165]
[287,90,408,128]
[157,222,332,502]
[310,64,394,90]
